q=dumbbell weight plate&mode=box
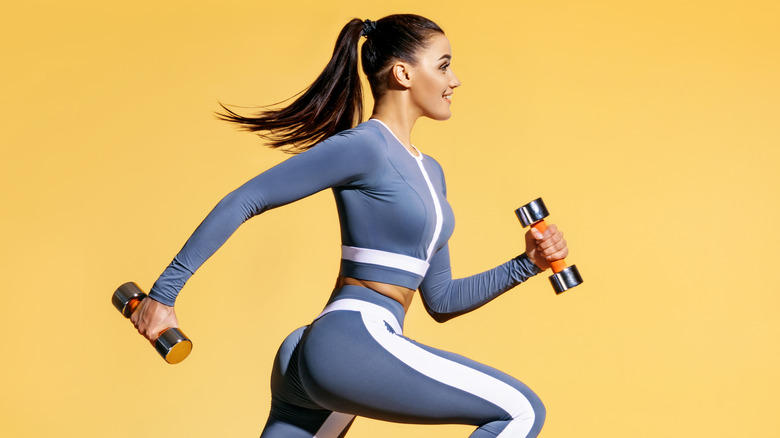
[156,328,193,364]
[549,265,583,294]
[515,198,549,227]
[113,282,146,318]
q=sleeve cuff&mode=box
[147,256,193,307]
[516,252,543,277]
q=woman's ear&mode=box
[390,62,413,89]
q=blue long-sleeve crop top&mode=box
[148,119,541,322]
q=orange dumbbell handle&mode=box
[126,297,142,314]
[531,220,567,274]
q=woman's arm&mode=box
[147,128,386,306]
[419,158,568,323]
[418,224,568,323]
[418,243,542,323]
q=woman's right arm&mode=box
[146,129,385,308]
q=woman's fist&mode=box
[130,297,179,344]
[524,223,569,271]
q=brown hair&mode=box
[216,14,444,153]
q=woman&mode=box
[132,14,567,437]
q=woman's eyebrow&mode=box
[439,54,452,60]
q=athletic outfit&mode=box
[149,119,546,437]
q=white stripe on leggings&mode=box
[313,412,354,438]
[317,299,402,335]
[360,313,536,437]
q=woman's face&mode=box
[408,33,462,121]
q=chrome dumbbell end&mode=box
[549,265,583,294]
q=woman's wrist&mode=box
[521,252,545,274]
[147,291,175,307]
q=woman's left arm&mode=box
[418,242,542,323]
[418,160,568,323]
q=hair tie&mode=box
[361,19,377,37]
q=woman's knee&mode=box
[526,390,545,423]
[503,385,545,437]
[516,391,545,437]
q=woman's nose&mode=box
[450,72,462,88]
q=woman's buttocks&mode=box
[297,285,406,408]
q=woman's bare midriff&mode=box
[335,276,415,312]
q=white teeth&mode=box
[443,95,451,100]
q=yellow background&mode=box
[2,0,778,436]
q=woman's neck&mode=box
[370,95,421,153]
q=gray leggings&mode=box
[260,286,545,437]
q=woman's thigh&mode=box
[297,310,544,428]
[261,326,356,438]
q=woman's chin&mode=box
[427,110,452,121]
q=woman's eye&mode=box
[441,63,450,71]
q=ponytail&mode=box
[216,18,365,153]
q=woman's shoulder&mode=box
[422,152,445,173]
[295,121,389,182]
[316,120,389,160]
[323,120,387,147]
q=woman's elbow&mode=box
[218,187,266,220]
[425,307,456,323]
[420,288,457,323]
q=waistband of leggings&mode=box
[319,285,405,333]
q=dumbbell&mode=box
[515,198,583,294]
[112,282,192,364]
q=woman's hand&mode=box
[524,223,569,271]
[130,297,179,344]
